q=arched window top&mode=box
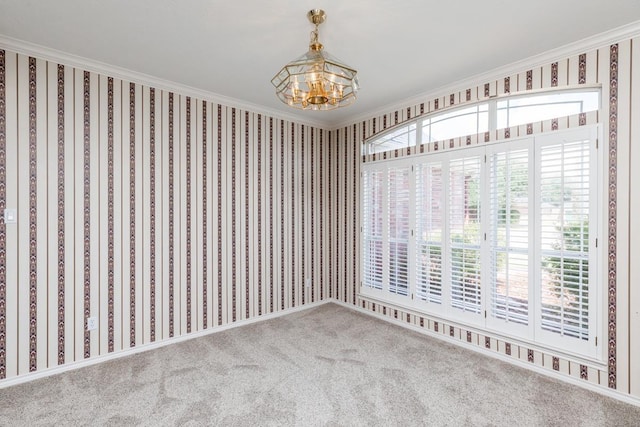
[364,86,600,156]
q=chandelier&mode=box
[271,9,359,111]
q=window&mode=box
[423,104,489,143]
[362,169,384,291]
[415,161,444,304]
[388,166,411,296]
[361,125,600,359]
[366,123,416,155]
[487,140,532,332]
[497,91,599,129]
[449,153,483,315]
[364,88,599,156]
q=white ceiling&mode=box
[2,0,640,127]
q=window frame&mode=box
[363,85,601,157]
[360,124,603,362]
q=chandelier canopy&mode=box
[271,9,359,111]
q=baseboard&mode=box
[331,299,640,408]
[0,299,331,389]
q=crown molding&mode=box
[0,34,327,129]
[331,19,640,130]
[4,19,640,132]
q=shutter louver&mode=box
[362,169,384,290]
[539,139,590,341]
[488,147,530,326]
[416,162,444,304]
[388,166,410,296]
[449,156,482,314]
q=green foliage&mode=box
[450,225,481,294]
[497,207,521,225]
[542,221,589,308]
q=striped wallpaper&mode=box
[336,40,640,397]
[0,48,333,381]
[1,31,640,401]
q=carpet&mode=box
[0,303,638,426]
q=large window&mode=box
[361,125,600,359]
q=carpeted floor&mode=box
[1,303,639,426]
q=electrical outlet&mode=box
[87,316,97,331]
[305,278,311,288]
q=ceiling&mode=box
[2,0,640,128]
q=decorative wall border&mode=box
[343,128,348,303]
[201,100,207,329]
[57,64,66,363]
[268,117,274,313]
[607,43,618,389]
[352,125,357,306]
[257,114,262,315]
[231,108,237,322]
[310,127,314,303]
[0,49,7,379]
[168,92,175,337]
[149,87,156,340]
[217,104,222,326]
[291,122,296,307]
[319,129,323,301]
[244,111,250,318]
[28,57,38,371]
[328,131,332,299]
[301,126,305,304]
[186,97,192,333]
[128,82,136,347]
[280,119,285,310]
[82,70,90,359]
[107,77,115,351]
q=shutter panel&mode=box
[539,139,591,340]
[488,146,530,326]
[449,156,482,314]
[362,169,384,290]
[415,161,443,304]
[388,166,410,296]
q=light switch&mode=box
[3,209,16,224]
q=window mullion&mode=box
[409,162,416,303]
[528,143,536,340]
[382,166,390,294]
[481,148,489,327]
[488,99,498,133]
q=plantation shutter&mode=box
[449,155,482,314]
[388,166,411,296]
[488,145,530,326]
[362,169,384,290]
[538,138,592,341]
[415,161,444,304]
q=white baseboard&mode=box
[332,299,640,408]
[0,300,330,389]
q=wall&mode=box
[335,35,640,398]
[0,48,333,382]
[0,28,638,400]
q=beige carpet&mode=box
[1,303,639,426]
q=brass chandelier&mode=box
[271,9,359,111]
